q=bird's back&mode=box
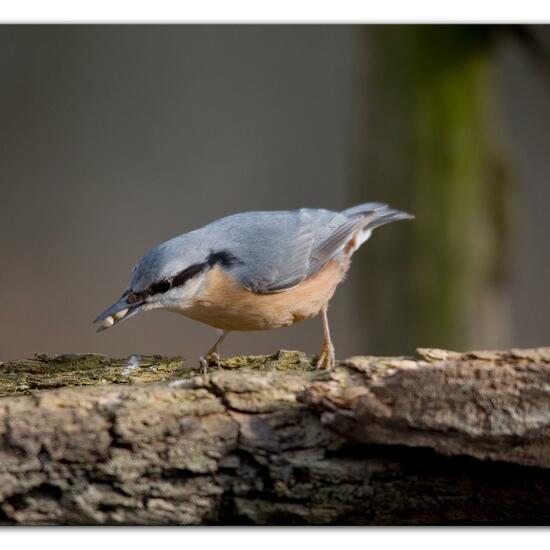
[131,204,411,296]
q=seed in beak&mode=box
[113,308,128,321]
[102,316,114,328]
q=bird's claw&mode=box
[199,356,208,375]
[315,342,335,371]
[199,351,222,374]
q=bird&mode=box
[94,202,413,371]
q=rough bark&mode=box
[1,347,550,525]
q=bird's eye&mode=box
[151,280,171,295]
[126,292,140,304]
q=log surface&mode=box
[1,347,550,525]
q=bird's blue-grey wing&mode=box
[225,204,411,294]
[305,203,412,277]
[222,208,362,293]
[209,210,316,293]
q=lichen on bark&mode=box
[0,353,190,397]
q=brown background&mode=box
[0,25,549,362]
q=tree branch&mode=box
[1,347,550,525]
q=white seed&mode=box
[113,308,128,321]
[102,316,114,328]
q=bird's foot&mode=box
[199,356,208,375]
[315,341,335,371]
[199,351,222,374]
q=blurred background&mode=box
[1,25,549,362]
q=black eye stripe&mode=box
[138,263,205,298]
[172,263,206,288]
[150,280,171,295]
[207,250,241,268]
[135,250,243,299]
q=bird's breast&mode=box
[178,261,348,331]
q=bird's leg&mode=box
[200,330,230,373]
[316,304,335,370]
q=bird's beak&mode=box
[93,293,145,332]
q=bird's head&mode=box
[93,233,241,332]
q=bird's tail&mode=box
[342,202,414,229]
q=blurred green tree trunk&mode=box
[352,26,513,354]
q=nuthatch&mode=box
[94,203,412,370]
